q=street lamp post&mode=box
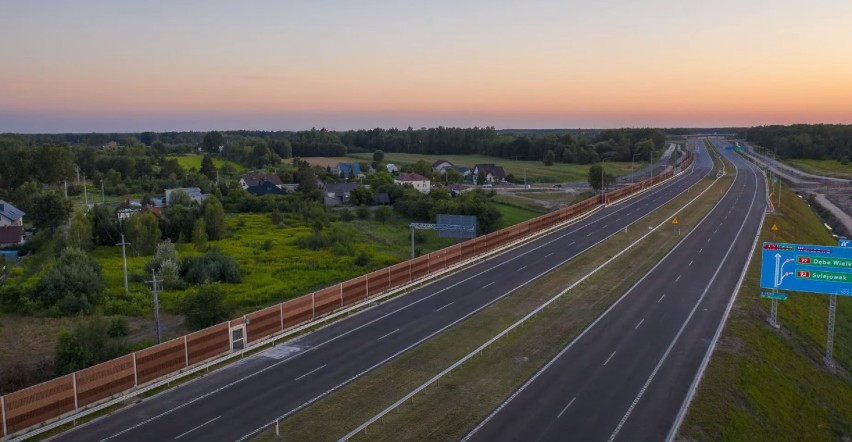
[630,153,640,188]
[601,157,606,205]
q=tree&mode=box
[192,218,208,252]
[476,171,487,185]
[55,316,127,374]
[180,284,232,331]
[200,155,217,180]
[543,149,556,166]
[90,204,118,246]
[202,131,223,153]
[373,150,385,163]
[202,196,226,240]
[150,239,178,271]
[587,165,616,192]
[350,186,375,206]
[125,212,162,255]
[30,191,72,231]
[63,212,93,251]
[37,248,104,314]
[168,188,192,207]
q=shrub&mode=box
[55,316,128,374]
[354,251,370,266]
[262,239,274,251]
[179,284,232,331]
[36,247,105,314]
[338,209,355,222]
[270,209,285,225]
[107,317,130,338]
[374,205,392,222]
[181,249,242,284]
[356,205,371,219]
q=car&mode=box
[482,183,493,188]
[552,184,563,188]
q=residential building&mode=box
[239,173,284,191]
[386,163,399,174]
[323,182,359,205]
[431,159,455,173]
[116,208,139,222]
[472,164,507,183]
[395,173,431,194]
[0,200,25,227]
[0,225,25,246]
[165,187,209,205]
[247,181,285,196]
[332,162,361,178]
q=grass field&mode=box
[493,203,541,229]
[166,155,246,174]
[680,181,852,441]
[783,158,852,180]
[349,152,644,184]
[257,145,731,441]
[92,211,457,316]
[300,157,353,168]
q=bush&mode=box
[356,205,371,219]
[354,251,370,266]
[180,284,232,331]
[181,249,242,284]
[270,209,285,225]
[374,205,392,222]
[262,239,274,251]
[108,317,130,338]
[338,209,355,222]
[36,247,105,314]
[55,316,128,374]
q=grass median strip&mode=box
[251,148,731,441]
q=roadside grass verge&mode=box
[783,158,852,180]
[491,193,549,212]
[254,151,731,441]
[679,182,852,441]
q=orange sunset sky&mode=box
[1,0,851,132]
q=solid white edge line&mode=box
[664,145,768,442]
[173,415,221,440]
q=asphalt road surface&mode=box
[466,138,767,442]
[56,142,715,442]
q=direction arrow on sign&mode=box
[761,291,788,301]
[840,239,851,248]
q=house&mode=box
[333,162,361,178]
[385,163,399,174]
[432,159,455,173]
[395,173,431,194]
[165,187,209,206]
[0,200,25,227]
[239,173,284,191]
[116,208,139,222]
[323,182,359,205]
[472,164,506,183]
[0,225,25,247]
[247,180,285,196]
[452,166,471,178]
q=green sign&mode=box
[796,270,851,283]
[760,291,788,301]
[797,256,852,269]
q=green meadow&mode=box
[349,152,645,184]
[166,154,246,174]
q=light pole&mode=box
[600,156,606,205]
[630,153,640,188]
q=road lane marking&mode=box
[294,364,326,381]
[483,282,495,289]
[586,232,593,236]
[435,302,454,312]
[675,275,681,282]
[658,293,666,303]
[174,416,221,439]
[603,351,617,366]
[635,318,645,330]
[698,247,703,254]
[544,252,553,258]
[689,260,693,266]
[377,328,400,341]
[517,265,527,272]
[557,397,577,419]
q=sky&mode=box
[1,0,851,133]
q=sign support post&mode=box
[825,294,837,369]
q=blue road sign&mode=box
[760,291,788,301]
[760,242,852,296]
[840,239,851,248]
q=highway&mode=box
[465,138,767,441]
[56,141,714,442]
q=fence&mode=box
[0,152,693,439]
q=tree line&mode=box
[746,124,852,163]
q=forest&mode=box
[746,124,852,162]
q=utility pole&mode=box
[76,166,80,186]
[101,181,105,203]
[64,181,68,199]
[117,234,130,297]
[600,158,606,205]
[83,176,88,206]
[145,270,164,344]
